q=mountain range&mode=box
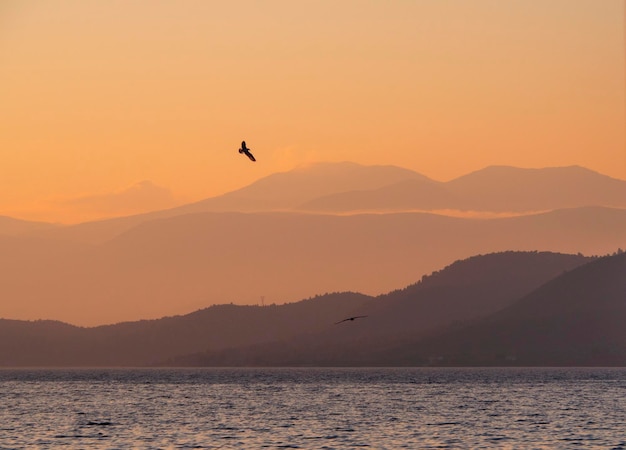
[2,250,609,367]
[8,162,626,243]
[1,162,625,326]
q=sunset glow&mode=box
[1,0,625,223]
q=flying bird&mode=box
[238,141,256,162]
[334,315,368,325]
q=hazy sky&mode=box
[1,0,625,223]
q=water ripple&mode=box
[0,367,625,448]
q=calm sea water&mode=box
[1,368,625,449]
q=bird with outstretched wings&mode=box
[334,315,368,325]
[238,141,256,162]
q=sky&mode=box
[1,0,625,223]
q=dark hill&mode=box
[390,252,626,366]
[364,251,590,335]
[0,251,594,367]
[0,292,372,366]
[165,251,592,367]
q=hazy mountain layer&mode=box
[31,162,430,244]
[1,207,624,325]
[27,163,626,244]
[300,165,626,213]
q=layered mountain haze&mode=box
[1,162,625,326]
[2,207,625,325]
[27,162,427,244]
[26,162,626,244]
[18,162,626,247]
[3,0,623,376]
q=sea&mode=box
[1,367,625,449]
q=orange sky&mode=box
[1,0,625,223]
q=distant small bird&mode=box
[334,315,368,325]
[238,141,256,162]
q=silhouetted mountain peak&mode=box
[107,161,430,222]
[396,251,626,366]
[452,164,618,183]
[359,251,592,336]
[396,251,590,293]
[497,251,626,320]
[184,161,430,211]
[445,165,626,212]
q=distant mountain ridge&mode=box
[300,165,626,213]
[26,162,429,244]
[169,162,626,214]
[19,162,626,244]
[0,251,596,367]
[175,162,430,214]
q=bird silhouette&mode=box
[238,141,256,162]
[334,315,368,325]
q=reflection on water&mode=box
[1,368,625,448]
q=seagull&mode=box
[334,315,368,325]
[238,141,256,162]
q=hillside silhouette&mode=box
[0,292,371,366]
[0,251,595,366]
[165,252,625,367]
[357,251,590,336]
[387,251,626,366]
